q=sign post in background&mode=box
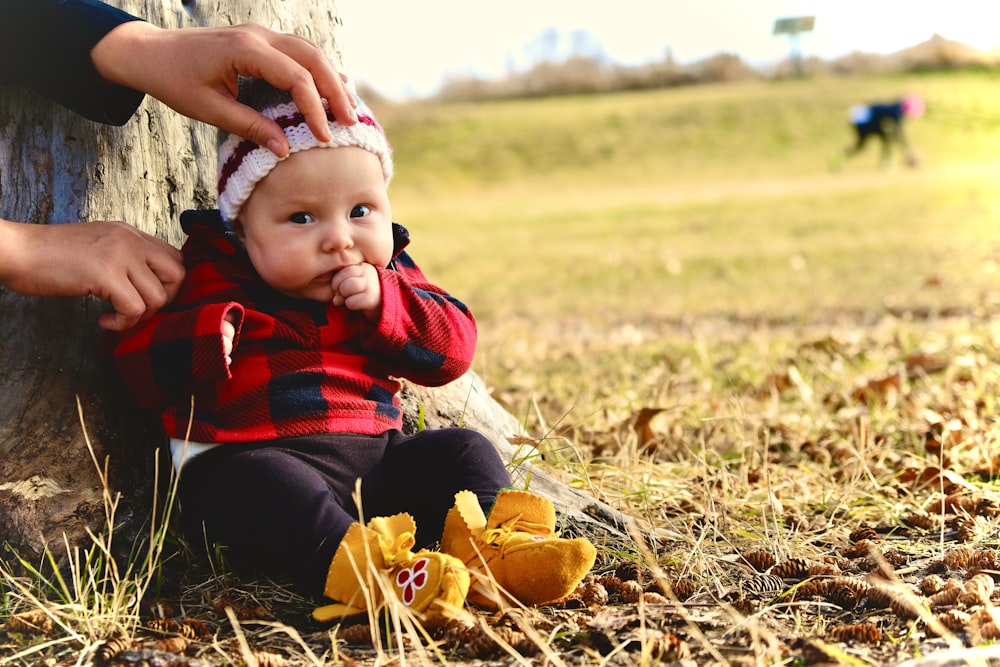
[773,15,815,77]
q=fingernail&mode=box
[266,139,285,157]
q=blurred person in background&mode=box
[830,94,924,170]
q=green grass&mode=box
[378,72,1000,410]
[386,70,1000,188]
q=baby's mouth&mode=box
[318,267,343,282]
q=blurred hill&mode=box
[896,33,1000,69]
[359,34,1000,104]
[827,34,1000,75]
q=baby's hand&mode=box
[331,264,382,320]
[222,313,238,367]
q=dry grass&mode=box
[4,317,1000,666]
[5,72,1000,665]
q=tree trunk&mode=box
[0,0,629,561]
[0,0,348,557]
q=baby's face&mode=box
[236,146,393,302]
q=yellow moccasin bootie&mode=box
[440,489,596,609]
[312,513,470,627]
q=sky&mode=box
[335,1,1000,99]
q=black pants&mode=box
[176,428,512,595]
[851,119,901,160]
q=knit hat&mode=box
[217,77,393,222]
[901,94,925,119]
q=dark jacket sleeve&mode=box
[0,0,146,125]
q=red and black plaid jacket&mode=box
[104,210,477,443]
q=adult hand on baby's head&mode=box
[91,22,357,157]
[331,264,382,321]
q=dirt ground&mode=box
[8,504,998,667]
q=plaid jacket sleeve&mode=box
[363,250,477,387]
[104,301,244,408]
[102,215,248,408]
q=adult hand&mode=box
[0,219,185,331]
[91,21,356,157]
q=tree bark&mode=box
[0,0,629,561]
[401,377,632,542]
[0,0,349,557]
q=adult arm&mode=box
[0,1,355,318]
[877,103,917,165]
[0,0,356,149]
[0,0,144,124]
[892,121,918,166]
[0,218,185,331]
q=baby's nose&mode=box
[322,220,353,251]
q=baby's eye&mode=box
[350,205,371,219]
[289,212,314,225]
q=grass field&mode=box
[375,72,1000,664]
[384,71,1000,322]
[381,71,1000,428]
[6,71,1000,666]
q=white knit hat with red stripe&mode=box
[217,77,393,222]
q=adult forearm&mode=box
[0,218,35,290]
[0,0,144,123]
[0,218,184,330]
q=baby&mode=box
[106,77,595,625]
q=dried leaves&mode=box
[3,609,53,635]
